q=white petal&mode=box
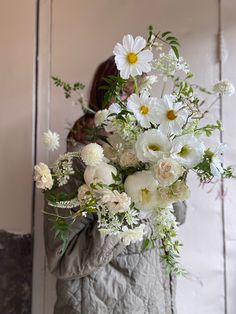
[138,49,153,62]
[133,36,147,52]
[122,34,134,51]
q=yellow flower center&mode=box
[127,52,138,64]
[178,145,190,157]
[148,144,160,151]
[166,110,177,121]
[139,105,149,115]
[139,188,151,204]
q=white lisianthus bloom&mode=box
[213,80,235,96]
[156,95,188,135]
[34,162,53,190]
[43,130,60,151]
[140,75,158,91]
[119,149,139,168]
[127,91,159,128]
[120,224,146,246]
[94,109,109,126]
[84,162,117,186]
[152,158,184,186]
[81,143,104,166]
[135,129,171,163]
[113,34,153,79]
[124,170,159,210]
[100,190,131,213]
[171,134,205,168]
[77,184,90,202]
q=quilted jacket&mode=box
[44,158,185,314]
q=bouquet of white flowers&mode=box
[34,27,235,274]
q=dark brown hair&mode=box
[67,56,118,149]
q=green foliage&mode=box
[195,120,223,137]
[99,75,127,107]
[52,76,85,99]
[50,216,71,255]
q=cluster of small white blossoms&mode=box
[213,79,235,96]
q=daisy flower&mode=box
[156,95,188,134]
[127,91,159,128]
[171,134,205,168]
[135,129,171,163]
[113,34,153,79]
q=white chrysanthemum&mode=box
[43,130,60,151]
[127,91,159,128]
[94,109,109,126]
[152,158,184,186]
[156,95,188,134]
[84,162,117,186]
[213,80,235,96]
[77,184,90,202]
[100,190,131,213]
[113,34,153,79]
[140,75,158,91]
[124,170,159,210]
[81,143,104,166]
[34,162,53,190]
[119,149,139,168]
[120,224,146,246]
[135,129,171,163]
[171,134,205,168]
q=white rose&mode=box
[156,186,174,208]
[84,162,117,186]
[94,109,109,126]
[119,149,139,168]
[34,162,53,190]
[152,158,184,186]
[171,180,190,202]
[77,184,90,202]
[81,143,104,166]
[100,190,131,213]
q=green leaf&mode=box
[161,31,172,38]
[171,46,179,59]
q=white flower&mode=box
[34,162,53,190]
[124,170,159,210]
[209,143,226,178]
[94,109,109,126]
[135,129,171,163]
[127,91,159,128]
[171,134,205,168]
[156,186,174,207]
[84,162,117,186]
[152,158,184,186]
[113,34,153,79]
[77,184,90,202]
[43,130,60,151]
[171,180,190,202]
[81,143,104,166]
[140,75,158,91]
[119,149,139,168]
[104,103,121,132]
[100,190,131,213]
[120,224,146,246]
[213,80,235,96]
[156,95,188,134]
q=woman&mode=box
[44,56,186,314]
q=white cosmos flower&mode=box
[156,95,188,134]
[127,91,159,128]
[113,34,153,79]
[120,224,146,246]
[213,80,235,96]
[124,170,159,210]
[43,130,60,151]
[84,162,117,186]
[171,134,205,168]
[81,143,104,166]
[135,129,171,163]
[209,143,226,178]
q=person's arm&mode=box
[44,157,125,280]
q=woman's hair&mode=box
[67,56,118,149]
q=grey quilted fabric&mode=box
[44,158,177,314]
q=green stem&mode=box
[133,76,139,94]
